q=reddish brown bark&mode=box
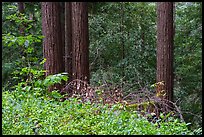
[71,2,89,83]
[60,2,65,73]
[41,2,64,92]
[65,2,73,83]
[156,2,174,101]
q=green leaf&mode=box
[22,86,31,92]
[40,58,47,65]
[51,91,62,99]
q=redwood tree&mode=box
[156,2,174,101]
[71,2,89,83]
[65,2,73,83]
[60,2,65,74]
[41,2,64,91]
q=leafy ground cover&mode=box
[2,89,200,135]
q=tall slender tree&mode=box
[65,2,73,83]
[17,2,25,13]
[156,2,174,102]
[71,2,90,84]
[60,2,65,73]
[41,2,64,92]
[120,2,125,88]
[17,2,25,35]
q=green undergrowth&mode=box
[2,90,198,135]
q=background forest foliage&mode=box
[89,2,202,130]
[2,2,202,134]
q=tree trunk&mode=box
[41,2,64,92]
[18,2,25,13]
[60,2,65,73]
[156,2,174,102]
[120,2,125,88]
[17,2,25,35]
[65,2,73,83]
[140,4,145,77]
[71,2,89,84]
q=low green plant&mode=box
[12,66,68,98]
[2,90,198,135]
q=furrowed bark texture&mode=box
[42,2,64,91]
[156,2,174,101]
[65,2,73,83]
[60,2,65,73]
[71,2,90,83]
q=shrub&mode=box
[2,90,198,135]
